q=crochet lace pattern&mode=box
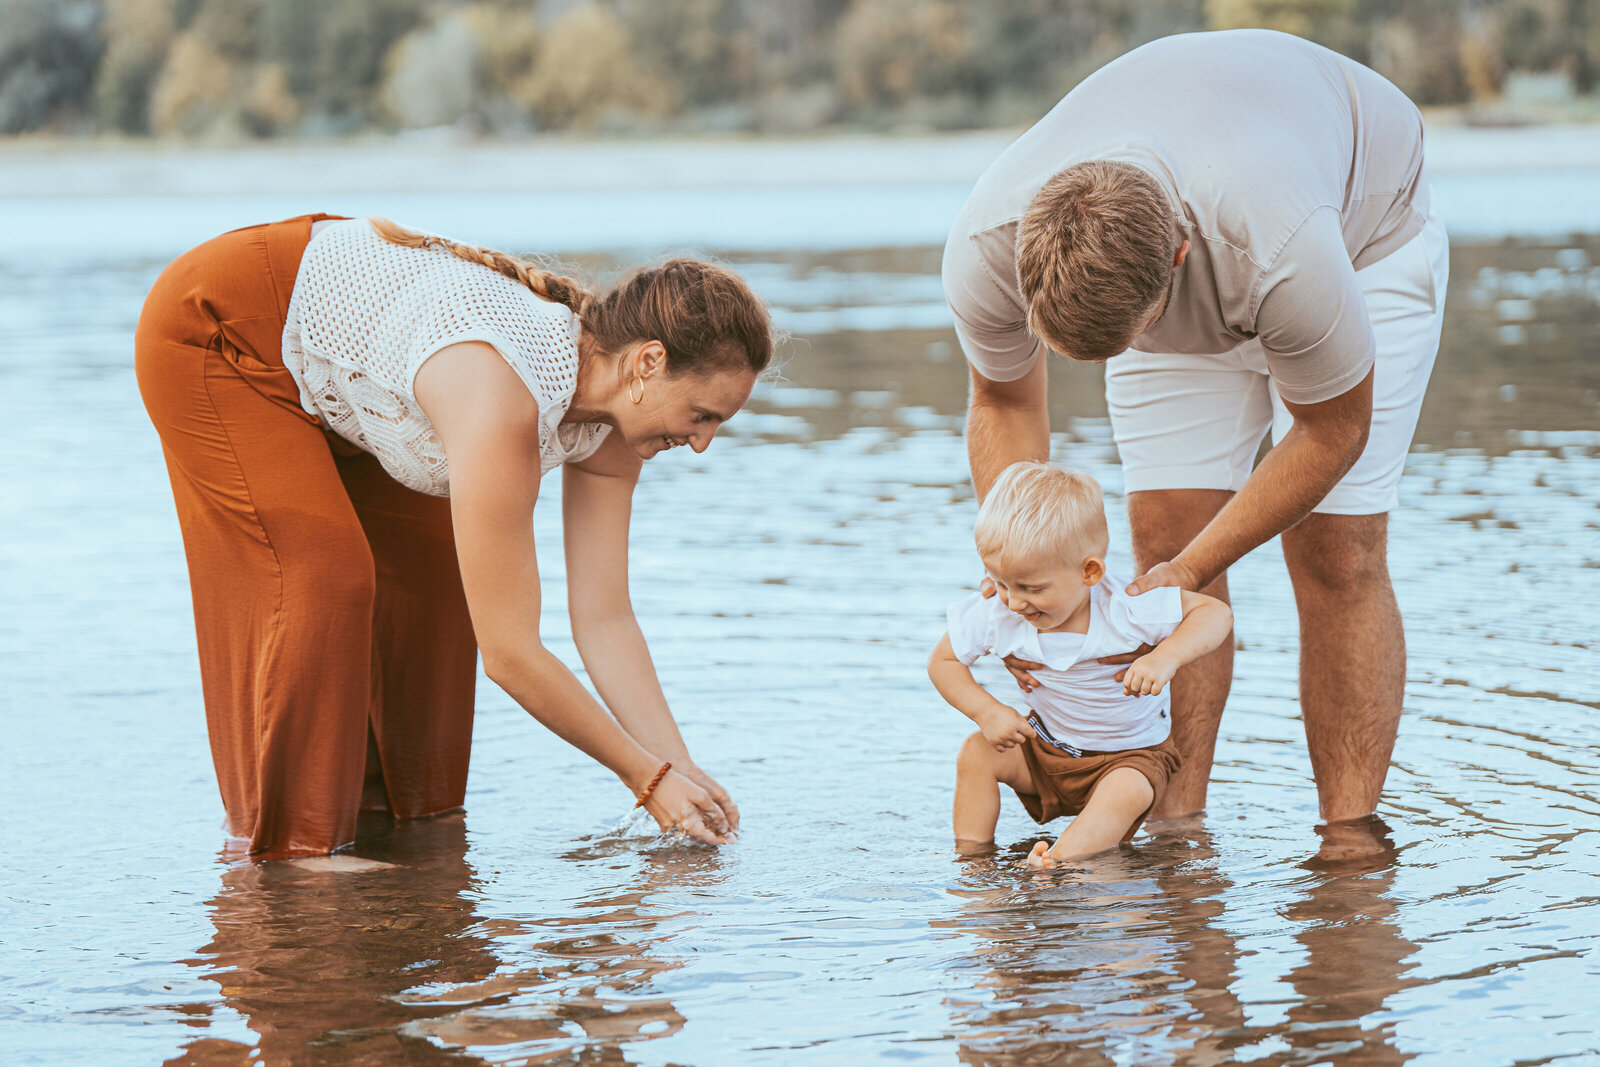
[281,218,610,496]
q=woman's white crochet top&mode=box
[280,219,609,496]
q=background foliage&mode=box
[3,0,1598,137]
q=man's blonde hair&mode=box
[975,461,1109,571]
[1016,160,1176,363]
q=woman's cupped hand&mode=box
[644,767,739,844]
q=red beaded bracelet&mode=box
[634,761,672,808]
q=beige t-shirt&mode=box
[942,29,1431,405]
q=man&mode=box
[942,29,1447,834]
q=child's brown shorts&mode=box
[1017,735,1183,835]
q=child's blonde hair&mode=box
[974,461,1109,570]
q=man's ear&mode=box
[634,340,669,379]
[1173,239,1190,268]
[1082,556,1106,586]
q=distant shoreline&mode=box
[3,123,1600,199]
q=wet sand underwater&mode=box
[2,140,1599,1063]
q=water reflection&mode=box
[172,818,722,1064]
[939,826,1419,1065]
[172,814,495,1064]
[399,841,723,1063]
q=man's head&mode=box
[1016,160,1183,363]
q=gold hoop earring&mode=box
[629,376,645,405]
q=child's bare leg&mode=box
[1028,767,1154,867]
[954,731,1035,848]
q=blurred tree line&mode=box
[2,0,1597,138]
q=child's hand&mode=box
[978,705,1037,751]
[1121,649,1178,696]
[1023,841,1057,869]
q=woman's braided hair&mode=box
[370,217,772,376]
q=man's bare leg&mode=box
[1128,489,1235,818]
[1280,512,1402,823]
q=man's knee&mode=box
[1284,513,1390,594]
[1127,489,1234,584]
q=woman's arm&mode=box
[416,342,731,842]
[562,433,739,830]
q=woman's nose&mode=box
[690,428,714,453]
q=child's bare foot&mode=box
[1022,840,1057,869]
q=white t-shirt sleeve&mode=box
[1109,584,1185,647]
[945,593,996,666]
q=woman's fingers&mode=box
[681,763,741,834]
[646,772,726,843]
[701,777,740,833]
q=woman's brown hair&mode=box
[370,217,773,376]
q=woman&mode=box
[135,213,772,858]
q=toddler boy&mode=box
[928,461,1233,866]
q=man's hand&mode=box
[980,576,1044,691]
[1125,559,1201,597]
[1121,649,1179,696]
[977,705,1037,751]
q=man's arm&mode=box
[1130,366,1374,594]
[966,357,1050,500]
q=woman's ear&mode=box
[634,340,669,379]
[1082,556,1106,586]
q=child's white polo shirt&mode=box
[946,573,1183,753]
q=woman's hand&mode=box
[675,760,740,835]
[643,770,734,844]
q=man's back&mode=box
[943,29,1430,394]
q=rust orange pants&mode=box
[135,215,479,858]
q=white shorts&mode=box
[1105,208,1449,516]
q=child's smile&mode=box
[981,554,1104,634]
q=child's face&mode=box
[982,553,1105,632]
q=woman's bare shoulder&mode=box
[415,341,542,444]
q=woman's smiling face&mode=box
[620,357,756,460]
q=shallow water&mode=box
[2,203,1598,1065]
